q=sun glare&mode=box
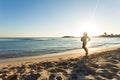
[78,22,100,36]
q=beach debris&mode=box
[49,72,66,80]
[21,73,40,80]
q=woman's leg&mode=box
[82,43,88,56]
[84,47,88,56]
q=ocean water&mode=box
[0,37,120,59]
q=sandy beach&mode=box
[0,46,120,80]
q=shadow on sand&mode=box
[69,49,120,80]
[0,49,120,80]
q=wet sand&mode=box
[0,46,120,80]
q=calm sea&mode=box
[0,37,120,60]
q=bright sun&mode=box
[75,22,101,37]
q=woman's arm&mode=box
[87,36,91,41]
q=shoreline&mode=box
[0,46,119,68]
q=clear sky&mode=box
[0,0,120,37]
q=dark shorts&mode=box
[82,42,87,48]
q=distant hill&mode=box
[62,36,75,38]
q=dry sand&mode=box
[0,46,120,80]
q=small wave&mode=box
[89,42,120,48]
[90,43,107,48]
[34,39,49,41]
[0,38,51,42]
[0,38,34,42]
[19,38,34,41]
